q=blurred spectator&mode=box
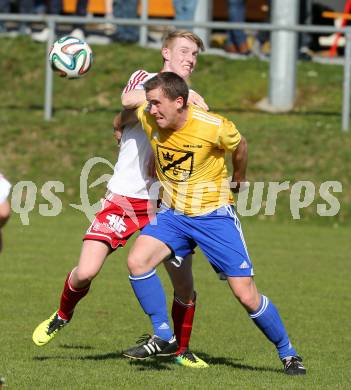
[32,0,88,42]
[252,0,312,61]
[0,0,34,34]
[103,0,115,36]
[34,0,46,14]
[18,0,35,34]
[299,0,313,60]
[173,0,197,21]
[252,0,271,59]
[0,0,11,33]
[113,0,139,43]
[0,173,11,253]
[225,0,250,55]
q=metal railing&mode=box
[1,12,351,131]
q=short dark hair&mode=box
[144,72,189,109]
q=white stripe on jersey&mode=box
[193,109,222,126]
[192,114,221,126]
[193,109,222,123]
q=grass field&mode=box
[0,36,351,388]
[0,36,351,223]
[0,212,350,389]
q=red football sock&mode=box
[171,293,196,354]
[57,272,90,321]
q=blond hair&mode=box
[162,30,205,52]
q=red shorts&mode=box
[84,192,157,249]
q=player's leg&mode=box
[164,255,195,352]
[123,234,179,359]
[124,208,197,360]
[192,205,306,375]
[127,235,173,340]
[32,240,111,346]
[58,239,112,320]
[227,276,306,375]
[164,256,209,368]
[32,193,152,347]
[36,193,141,326]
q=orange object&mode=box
[137,0,174,18]
[322,11,351,21]
[63,0,268,20]
[63,0,175,16]
[328,0,351,57]
[63,0,106,15]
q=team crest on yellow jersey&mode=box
[157,145,194,182]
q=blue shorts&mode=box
[141,205,254,277]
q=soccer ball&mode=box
[49,36,93,79]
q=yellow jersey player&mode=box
[122,72,306,376]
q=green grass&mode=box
[0,212,350,389]
[0,37,351,388]
[0,36,351,223]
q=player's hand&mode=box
[113,113,123,145]
[113,128,123,144]
[231,179,250,194]
[147,153,157,178]
[188,90,209,111]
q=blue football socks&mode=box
[249,295,297,359]
[129,269,173,341]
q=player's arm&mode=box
[188,89,209,111]
[112,109,138,143]
[112,112,123,144]
[231,136,248,193]
[119,109,138,128]
[121,69,149,109]
[0,176,11,229]
[0,200,11,228]
[217,119,248,193]
[121,89,147,109]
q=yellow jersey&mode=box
[137,104,241,216]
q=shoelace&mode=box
[179,350,197,363]
[136,334,153,345]
[285,357,302,369]
[47,315,66,334]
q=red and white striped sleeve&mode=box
[122,69,150,94]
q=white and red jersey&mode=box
[107,70,158,199]
[0,173,11,203]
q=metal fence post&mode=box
[269,0,299,110]
[44,19,55,121]
[194,0,211,49]
[139,0,148,47]
[342,30,351,132]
